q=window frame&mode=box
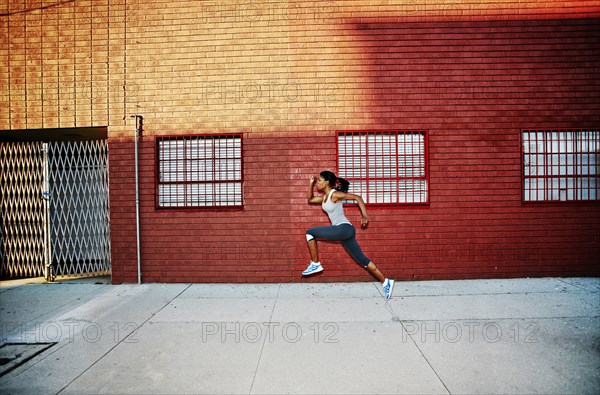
[521,128,599,204]
[155,133,244,211]
[336,130,430,207]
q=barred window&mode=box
[337,131,428,205]
[156,134,243,208]
[522,129,599,202]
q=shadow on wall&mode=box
[345,17,600,130]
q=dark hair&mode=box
[320,171,350,193]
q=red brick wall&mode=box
[2,1,599,282]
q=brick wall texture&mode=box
[1,1,599,283]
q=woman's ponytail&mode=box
[335,177,350,193]
[320,170,350,193]
[319,170,350,192]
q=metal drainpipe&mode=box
[132,115,143,284]
[41,143,53,282]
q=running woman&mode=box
[303,170,395,300]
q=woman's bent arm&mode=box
[332,191,369,226]
[307,176,323,204]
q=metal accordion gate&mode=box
[1,140,111,280]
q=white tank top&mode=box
[322,189,351,226]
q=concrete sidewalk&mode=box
[0,277,598,394]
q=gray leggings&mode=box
[306,223,371,267]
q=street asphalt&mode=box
[0,276,598,394]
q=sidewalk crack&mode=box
[386,296,452,395]
[248,283,281,395]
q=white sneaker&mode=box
[302,262,323,276]
[383,279,395,300]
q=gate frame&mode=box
[1,128,110,281]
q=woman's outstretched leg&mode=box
[365,261,394,300]
[342,236,385,284]
[365,261,385,283]
[341,236,394,299]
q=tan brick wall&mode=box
[2,1,599,135]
